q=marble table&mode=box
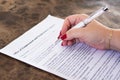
[0,0,120,80]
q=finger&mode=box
[61,17,72,35]
[61,14,88,35]
[61,28,85,41]
[61,40,68,46]
[61,14,84,35]
[67,39,78,46]
[67,40,74,46]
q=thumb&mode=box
[61,28,84,40]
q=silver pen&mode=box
[73,6,109,28]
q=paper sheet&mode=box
[0,15,120,80]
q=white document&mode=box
[0,15,120,80]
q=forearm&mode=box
[110,29,120,51]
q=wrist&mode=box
[104,28,112,50]
[108,28,113,49]
[109,29,120,51]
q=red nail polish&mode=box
[61,43,63,46]
[58,31,62,39]
[61,34,67,40]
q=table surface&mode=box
[0,0,120,80]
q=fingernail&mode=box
[61,34,67,40]
[58,31,62,39]
[61,43,63,46]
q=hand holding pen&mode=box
[58,6,113,50]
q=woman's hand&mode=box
[58,14,111,50]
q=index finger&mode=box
[60,14,87,35]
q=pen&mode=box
[59,6,109,40]
[73,6,109,28]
